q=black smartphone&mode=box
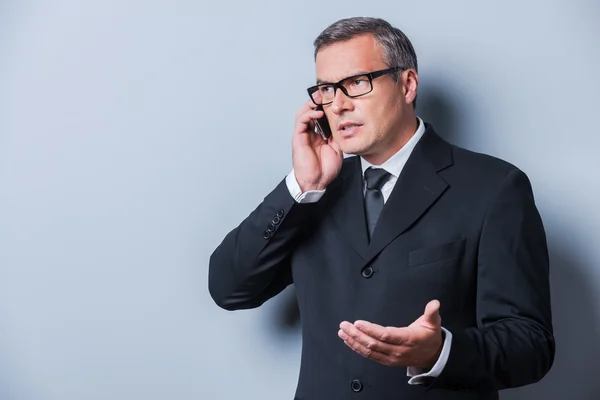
[313,105,332,140]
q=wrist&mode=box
[423,331,444,370]
[297,180,326,192]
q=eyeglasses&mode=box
[307,66,404,106]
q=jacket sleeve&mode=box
[433,168,555,391]
[208,178,320,310]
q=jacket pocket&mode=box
[408,238,466,267]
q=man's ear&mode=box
[403,69,418,107]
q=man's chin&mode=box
[337,139,368,157]
[339,144,368,158]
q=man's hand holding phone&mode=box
[292,94,343,193]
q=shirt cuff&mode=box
[285,169,326,203]
[406,327,452,385]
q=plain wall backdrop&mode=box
[1,1,599,399]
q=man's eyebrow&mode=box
[316,71,369,85]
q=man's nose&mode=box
[330,87,354,115]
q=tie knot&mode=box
[364,167,390,191]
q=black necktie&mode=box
[364,167,391,240]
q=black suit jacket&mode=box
[208,122,555,399]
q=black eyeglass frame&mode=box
[307,66,405,106]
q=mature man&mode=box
[208,17,554,399]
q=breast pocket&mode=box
[408,238,466,267]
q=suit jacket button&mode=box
[267,223,275,232]
[362,266,374,278]
[276,209,284,218]
[350,379,363,392]
[272,216,281,225]
[263,230,271,240]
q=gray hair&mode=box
[313,17,418,107]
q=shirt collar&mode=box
[360,116,426,178]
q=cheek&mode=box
[377,98,403,128]
[365,105,390,136]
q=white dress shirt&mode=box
[285,116,452,384]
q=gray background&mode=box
[1,1,599,399]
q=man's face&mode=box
[315,34,414,162]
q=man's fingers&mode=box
[298,109,324,125]
[354,320,409,346]
[354,320,394,344]
[339,322,398,355]
[297,98,318,115]
[338,328,394,362]
[295,99,321,123]
[339,331,390,363]
[293,109,326,141]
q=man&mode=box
[208,17,554,399]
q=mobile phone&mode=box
[312,105,332,140]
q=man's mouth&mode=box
[338,122,363,131]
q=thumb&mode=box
[422,299,441,329]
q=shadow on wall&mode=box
[417,80,466,145]
[501,233,600,400]
[266,81,600,399]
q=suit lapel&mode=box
[330,157,369,260]
[364,125,453,265]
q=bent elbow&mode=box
[539,330,556,379]
[521,326,556,386]
[208,280,242,311]
[208,252,237,311]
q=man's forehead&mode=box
[314,35,385,83]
